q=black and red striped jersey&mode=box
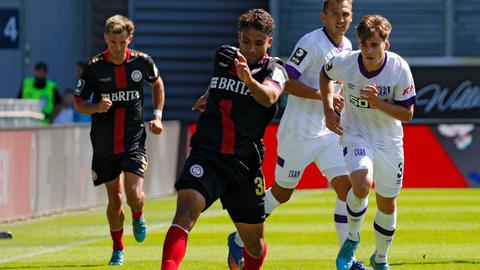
[74,49,159,157]
[191,46,288,160]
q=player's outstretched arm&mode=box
[149,77,165,135]
[234,52,281,107]
[320,70,343,135]
[284,76,322,100]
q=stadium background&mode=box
[0,0,479,222]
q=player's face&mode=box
[359,32,390,71]
[104,31,132,62]
[321,0,352,39]
[237,28,272,65]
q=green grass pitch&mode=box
[0,188,479,269]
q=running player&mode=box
[74,14,165,265]
[320,15,416,270]
[161,9,287,270]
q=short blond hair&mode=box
[105,14,135,35]
[357,15,392,43]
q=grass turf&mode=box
[0,188,479,269]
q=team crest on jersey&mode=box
[325,56,335,71]
[131,70,142,82]
[189,164,204,178]
[290,48,307,65]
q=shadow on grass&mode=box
[392,260,480,266]
[0,264,104,269]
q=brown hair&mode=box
[105,14,135,35]
[323,0,353,13]
[237,9,275,36]
[356,15,392,43]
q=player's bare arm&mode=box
[320,69,343,135]
[360,84,414,122]
[149,77,165,135]
[235,52,280,107]
[192,88,209,112]
[284,76,322,100]
[74,98,112,114]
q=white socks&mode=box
[334,198,348,247]
[373,210,396,264]
[264,188,281,215]
[346,188,368,242]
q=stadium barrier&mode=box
[0,121,180,222]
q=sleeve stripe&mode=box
[394,95,416,108]
[285,64,302,80]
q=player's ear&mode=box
[127,34,133,43]
[267,37,273,48]
[385,39,390,51]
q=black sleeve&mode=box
[264,57,288,90]
[53,87,62,105]
[213,45,238,72]
[145,56,159,83]
[74,63,94,100]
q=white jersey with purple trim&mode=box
[277,28,352,140]
[323,50,416,147]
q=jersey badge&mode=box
[131,70,143,82]
[289,48,307,65]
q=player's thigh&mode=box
[314,133,349,182]
[275,139,320,189]
[342,136,375,186]
[121,148,148,179]
[123,172,144,198]
[372,146,404,198]
[176,151,229,211]
[92,155,122,186]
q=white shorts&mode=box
[341,135,404,198]
[275,133,348,189]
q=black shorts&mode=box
[91,148,148,186]
[176,149,266,224]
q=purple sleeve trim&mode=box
[285,64,302,80]
[394,95,416,108]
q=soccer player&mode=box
[320,15,416,270]
[161,9,287,270]
[73,14,165,265]
[227,1,368,269]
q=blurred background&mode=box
[0,0,479,222]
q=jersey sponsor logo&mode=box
[131,70,143,82]
[349,95,374,109]
[289,47,307,65]
[99,77,112,82]
[189,164,204,178]
[402,84,415,96]
[209,76,251,96]
[101,90,140,102]
[75,79,85,95]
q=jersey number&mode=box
[3,16,18,42]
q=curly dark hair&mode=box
[237,9,275,36]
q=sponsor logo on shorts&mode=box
[131,70,143,82]
[289,48,307,65]
[189,164,204,178]
[288,170,301,179]
[91,170,97,181]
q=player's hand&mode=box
[149,116,163,135]
[325,109,343,136]
[360,84,380,109]
[333,94,344,114]
[192,94,208,112]
[96,98,112,113]
[234,52,253,84]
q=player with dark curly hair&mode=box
[160,9,287,270]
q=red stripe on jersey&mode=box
[219,99,235,154]
[114,65,128,89]
[113,108,126,154]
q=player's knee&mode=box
[172,204,201,231]
[352,184,371,198]
[108,192,123,207]
[126,194,143,208]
